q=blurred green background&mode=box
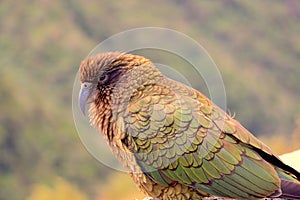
[1,1,300,199]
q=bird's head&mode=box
[78,52,161,115]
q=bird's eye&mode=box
[99,74,107,82]
[81,82,92,89]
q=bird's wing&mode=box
[122,83,282,199]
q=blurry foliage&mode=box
[97,172,144,200]
[1,0,300,199]
[260,117,300,155]
[26,177,88,200]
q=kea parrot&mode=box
[78,52,300,199]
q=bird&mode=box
[78,52,300,200]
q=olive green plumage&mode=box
[78,52,300,200]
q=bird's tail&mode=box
[279,179,300,199]
[274,168,300,199]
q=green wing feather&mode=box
[123,78,295,199]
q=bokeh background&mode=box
[1,1,300,199]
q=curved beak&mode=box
[79,83,96,116]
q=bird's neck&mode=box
[89,88,115,142]
[110,65,162,110]
[90,66,162,143]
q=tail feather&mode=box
[279,179,300,199]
